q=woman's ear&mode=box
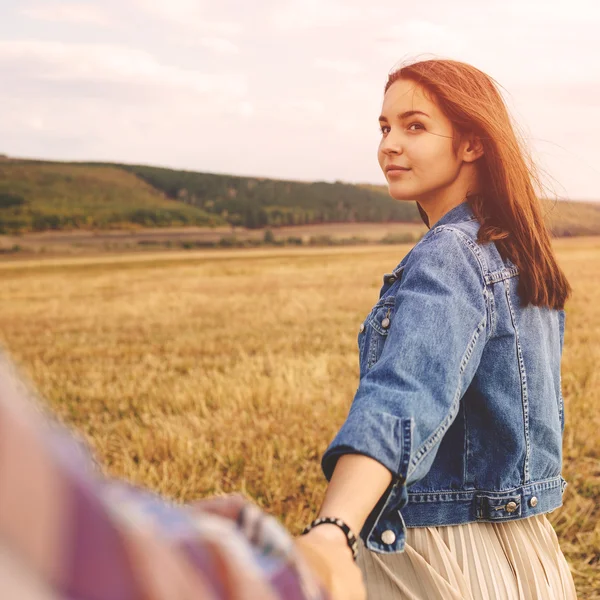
[462,135,484,163]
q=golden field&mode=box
[0,239,598,597]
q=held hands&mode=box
[294,524,366,600]
[295,453,392,599]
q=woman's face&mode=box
[377,78,466,203]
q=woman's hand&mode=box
[294,525,366,600]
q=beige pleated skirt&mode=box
[357,514,578,599]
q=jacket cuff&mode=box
[321,409,412,553]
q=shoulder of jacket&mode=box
[412,222,488,280]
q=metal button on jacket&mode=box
[381,317,391,329]
[381,530,396,544]
[529,496,538,507]
[505,501,518,513]
[359,323,365,333]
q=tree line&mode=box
[0,160,423,233]
[113,164,422,229]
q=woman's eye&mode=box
[379,123,424,135]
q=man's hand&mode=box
[294,525,366,600]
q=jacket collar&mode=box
[428,199,477,230]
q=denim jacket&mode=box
[321,200,566,554]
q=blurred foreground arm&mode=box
[0,352,364,600]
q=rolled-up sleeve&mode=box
[321,226,489,553]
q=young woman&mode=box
[300,59,578,599]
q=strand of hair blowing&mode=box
[387,59,571,310]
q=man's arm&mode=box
[0,351,364,600]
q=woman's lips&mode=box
[387,167,411,176]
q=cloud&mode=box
[238,101,255,118]
[195,37,239,55]
[0,40,247,96]
[285,99,326,115]
[132,0,243,36]
[314,58,364,75]
[0,36,252,165]
[20,2,112,26]
[270,0,363,30]
[163,35,240,55]
[132,0,204,22]
[376,20,468,64]
[503,0,599,23]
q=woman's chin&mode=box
[387,185,416,201]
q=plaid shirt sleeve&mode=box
[0,351,329,600]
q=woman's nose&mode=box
[380,132,403,155]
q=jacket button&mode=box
[529,496,538,507]
[381,317,390,329]
[359,323,365,333]
[381,530,396,544]
[387,276,396,284]
[505,501,518,513]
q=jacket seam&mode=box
[485,267,519,284]
[433,226,495,342]
[433,226,488,277]
[406,227,489,479]
[504,277,531,484]
[407,315,486,478]
[403,505,563,528]
[463,400,469,488]
[406,474,564,501]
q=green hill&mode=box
[0,159,422,233]
[541,198,600,236]
[110,162,422,228]
[0,158,598,236]
[0,160,224,233]
[359,183,600,236]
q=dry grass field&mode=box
[0,239,598,597]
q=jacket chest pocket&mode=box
[358,296,396,377]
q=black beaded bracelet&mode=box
[301,516,359,561]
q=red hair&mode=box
[386,59,571,310]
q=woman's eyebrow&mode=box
[378,110,430,122]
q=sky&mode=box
[1,0,599,200]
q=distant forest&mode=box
[0,159,421,233]
[114,163,422,228]
[0,158,599,236]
